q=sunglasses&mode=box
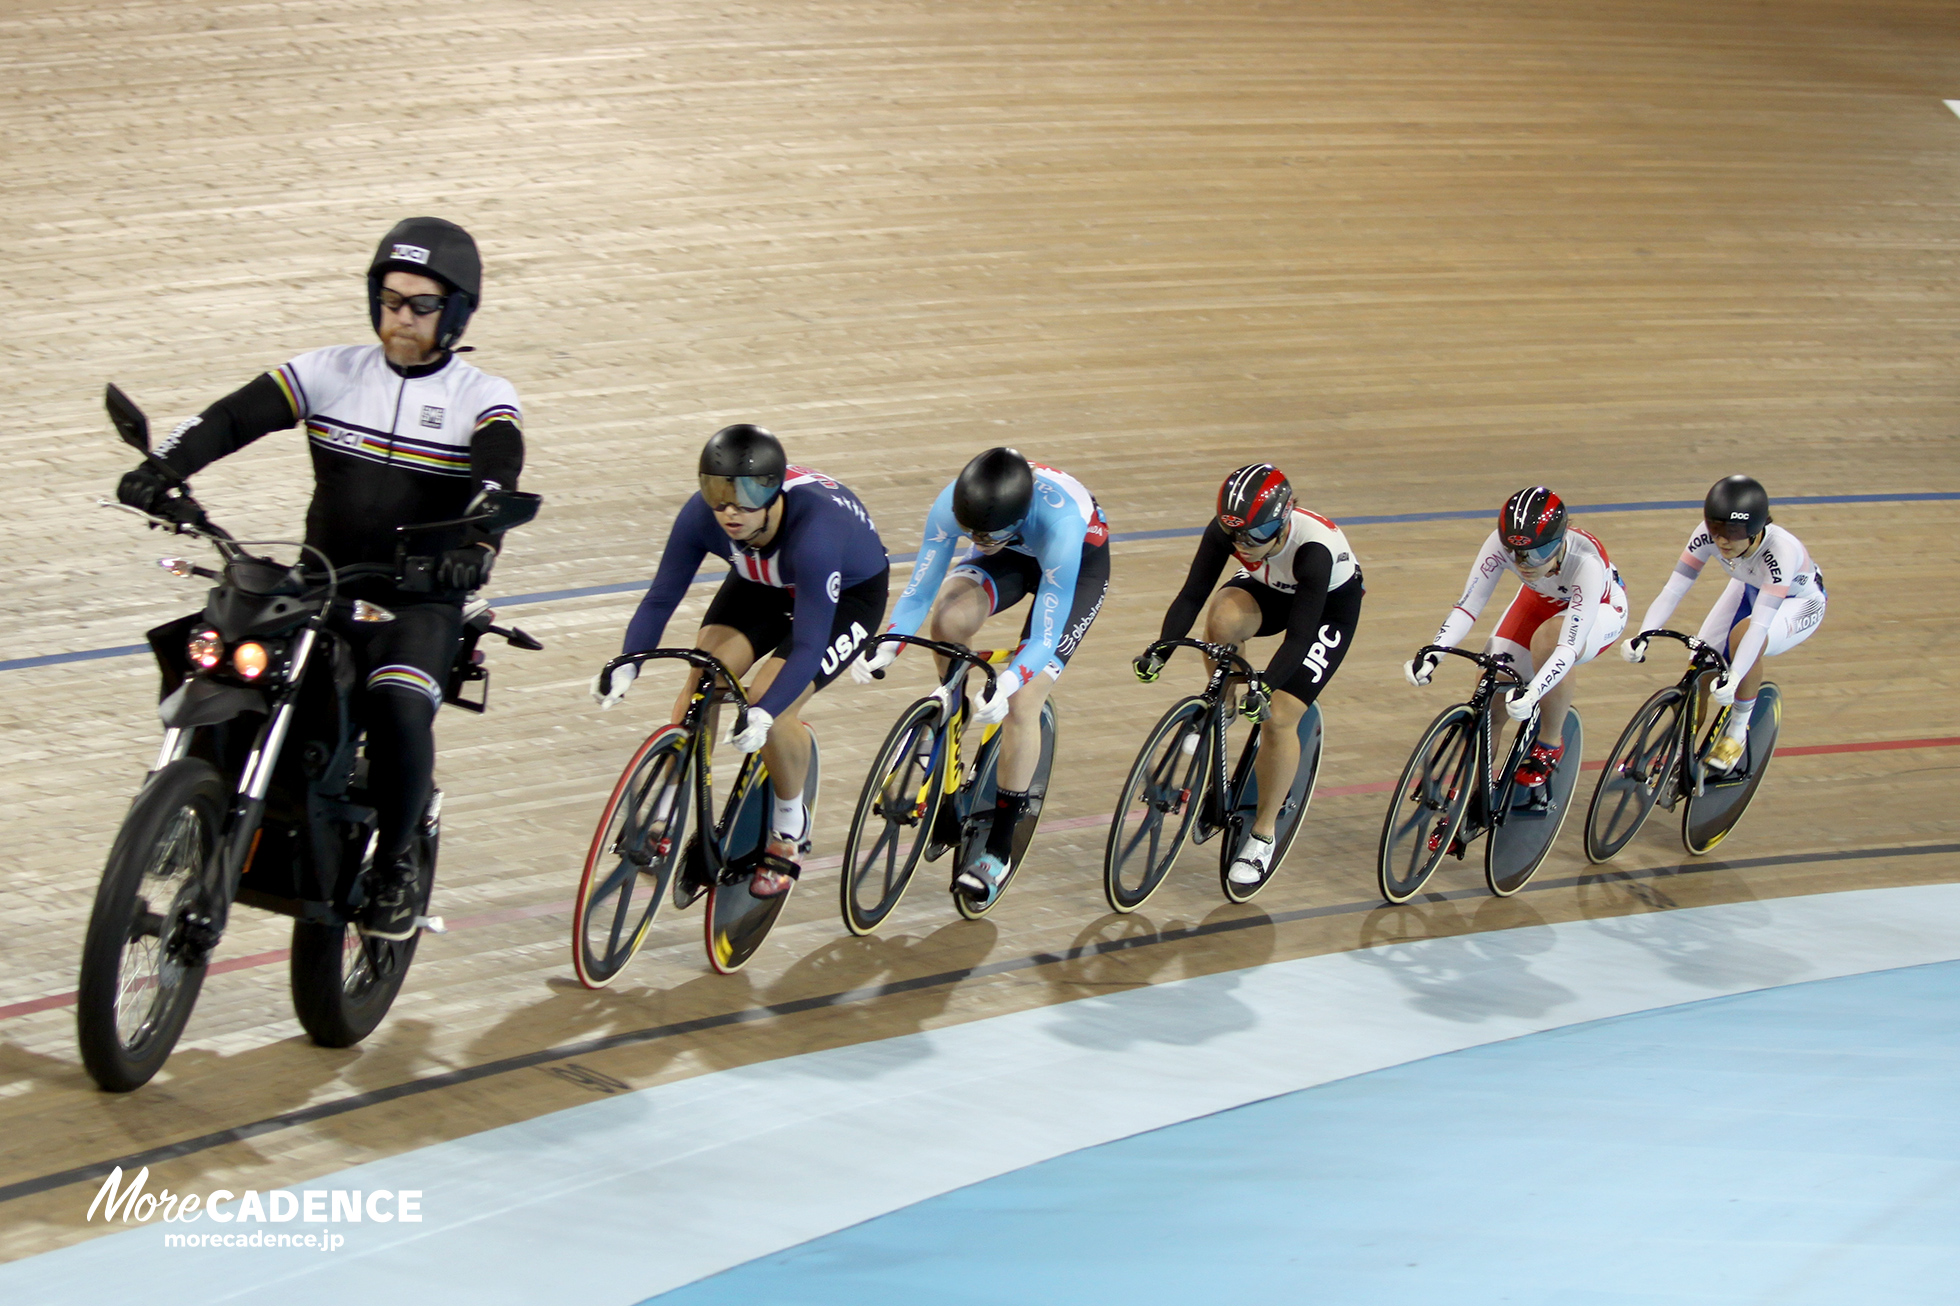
[1706,518,1756,542]
[1506,537,1563,568]
[1228,517,1287,549]
[378,289,449,317]
[968,520,1023,547]
[699,474,780,512]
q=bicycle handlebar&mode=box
[862,632,999,691]
[600,648,753,733]
[1636,628,1730,673]
[1415,643,1527,687]
[1142,637,1260,684]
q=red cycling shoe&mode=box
[1514,740,1564,788]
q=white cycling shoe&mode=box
[1227,834,1276,887]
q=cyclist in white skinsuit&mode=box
[1625,474,1825,771]
[1408,486,1628,787]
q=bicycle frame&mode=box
[860,631,1000,821]
[1138,637,1262,838]
[1412,644,1532,851]
[1637,628,1732,803]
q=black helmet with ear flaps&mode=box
[368,217,482,351]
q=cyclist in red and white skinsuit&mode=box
[1407,486,1628,786]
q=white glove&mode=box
[730,707,774,754]
[850,640,899,685]
[1505,684,1540,722]
[971,677,1015,727]
[1405,651,1442,687]
[1622,633,1649,664]
[1709,672,1738,708]
[590,662,636,709]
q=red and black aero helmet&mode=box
[1500,486,1567,565]
[368,217,483,351]
[1217,464,1294,546]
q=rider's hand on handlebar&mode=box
[117,462,172,513]
[1405,650,1442,687]
[590,662,636,709]
[1622,632,1650,664]
[1240,679,1272,724]
[1709,669,1740,708]
[850,640,899,685]
[1505,684,1541,722]
[1132,650,1166,684]
[729,707,774,754]
[437,542,495,591]
[971,676,1015,727]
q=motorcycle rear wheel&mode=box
[290,816,436,1048]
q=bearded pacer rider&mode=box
[592,425,890,899]
[1408,486,1628,787]
[1137,463,1366,887]
[113,217,526,941]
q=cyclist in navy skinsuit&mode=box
[592,425,889,897]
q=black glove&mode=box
[436,543,495,591]
[1241,680,1272,724]
[117,462,172,513]
[1132,651,1166,684]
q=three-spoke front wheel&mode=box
[1584,686,1685,864]
[840,699,949,936]
[76,758,225,1092]
[1104,698,1212,913]
[572,727,692,988]
[1377,704,1477,905]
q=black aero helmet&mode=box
[1217,463,1294,547]
[1703,474,1771,541]
[368,217,483,351]
[1500,485,1568,566]
[953,447,1035,539]
[698,424,788,510]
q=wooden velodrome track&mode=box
[3,0,1957,1264]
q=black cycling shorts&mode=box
[702,568,890,695]
[1221,571,1364,705]
[952,536,1111,676]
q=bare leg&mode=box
[742,656,817,799]
[1249,690,1307,840]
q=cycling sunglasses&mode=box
[1228,516,1287,549]
[377,288,450,317]
[699,474,781,512]
[1506,536,1563,568]
[968,519,1024,547]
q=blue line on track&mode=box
[10,490,1955,674]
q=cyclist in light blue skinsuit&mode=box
[852,448,1110,905]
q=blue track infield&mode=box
[653,959,1960,1306]
[8,489,1954,674]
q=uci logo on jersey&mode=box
[390,243,432,265]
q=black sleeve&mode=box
[1158,521,1238,643]
[469,418,526,551]
[157,373,298,477]
[1263,542,1336,685]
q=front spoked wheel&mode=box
[1584,686,1685,864]
[1377,704,1477,905]
[77,759,225,1092]
[572,726,692,988]
[1104,698,1212,913]
[841,698,949,935]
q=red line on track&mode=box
[5,733,1955,1024]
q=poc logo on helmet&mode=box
[390,243,432,265]
[1730,512,1749,520]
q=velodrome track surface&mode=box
[2,0,1956,1290]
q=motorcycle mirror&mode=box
[468,489,543,534]
[157,557,195,577]
[105,383,151,454]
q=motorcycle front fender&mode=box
[159,677,267,728]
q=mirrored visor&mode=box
[700,474,780,512]
[967,519,1024,547]
[1228,516,1286,549]
[1506,536,1563,568]
[1706,517,1755,542]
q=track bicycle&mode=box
[1376,644,1583,905]
[572,649,821,984]
[1583,628,1782,861]
[837,633,1057,935]
[1102,638,1324,913]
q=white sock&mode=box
[651,781,680,825]
[772,795,808,843]
[1726,699,1755,741]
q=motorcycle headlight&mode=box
[187,629,222,670]
[233,641,269,681]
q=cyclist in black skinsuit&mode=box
[114,217,526,940]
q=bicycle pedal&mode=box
[1447,837,1466,860]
